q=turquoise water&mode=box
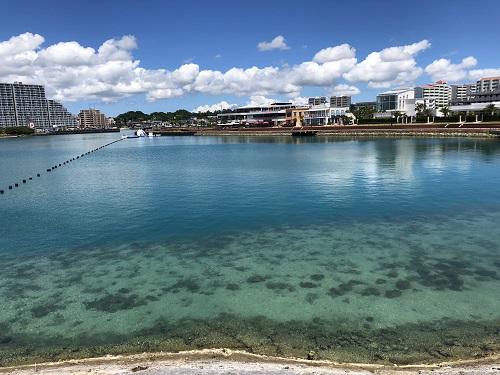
[0,134,499,365]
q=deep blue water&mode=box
[0,134,499,365]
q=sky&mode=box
[1,0,499,116]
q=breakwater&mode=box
[149,123,500,138]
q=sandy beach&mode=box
[1,349,499,375]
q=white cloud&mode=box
[424,56,477,82]
[257,35,290,51]
[312,44,356,63]
[344,40,431,88]
[289,96,309,106]
[329,84,360,96]
[193,101,236,113]
[243,95,278,107]
[468,68,500,81]
[4,33,498,106]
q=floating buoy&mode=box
[47,169,51,172]
[0,190,4,194]
[8,186,12,189]
[37,173,40,177]
[14,183,19,187]
[22,180,26,183]
[59,164,61,167]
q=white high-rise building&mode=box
[0,82,76,130]
[419,81,452,107]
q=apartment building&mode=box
[78,109,108,128]
[476,77,500,92]
[308,97,327,106]
[329,96,351,107]
[416,81,452,107]
[0,82,75,130]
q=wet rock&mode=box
[307,350,318,360]
[131,365,148,372]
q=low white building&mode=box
[304,105,349,125]
[376,88,416,116]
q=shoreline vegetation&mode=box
[1,349,499,374]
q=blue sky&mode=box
[1,0,499,116]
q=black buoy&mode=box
[0,190,4,194]
[47,169,51,172]
[22,179,26,183]
[59,164,61,167]
[37,173,40,177]
[14,183,18,187]
[8,186,12,189]
[29,177,32,180]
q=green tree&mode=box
[350,104,375,120]
[422,108,433,118]
[415,102,426,115]
[440,106,451,117]
[484,104,498,116]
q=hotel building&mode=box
[0,82,76,130]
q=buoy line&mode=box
[0,138,124,195]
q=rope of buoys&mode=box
[1,137,125,195]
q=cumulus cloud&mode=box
[257,35,290,51]
[329,83,360,96]
[193,101,236,113]
[468,68,500,81]
[313,44,356,64]
[4,33,498,105]
[243,95,278,107]
[344,40,431,88]
[424,56,477,82]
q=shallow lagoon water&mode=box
[0,134,499,365]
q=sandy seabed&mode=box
[1,349,499,375]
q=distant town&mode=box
[0,76,499,135]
